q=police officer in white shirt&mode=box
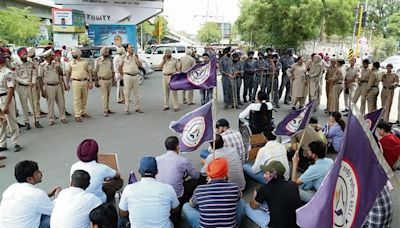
[51,170,102,228]
[0,160,61,228]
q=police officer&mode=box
[325,59,337,113]
[180,49,196,105]
[0,55,21,152]
[307,55,323,111]
[279,49,295,105]
[14,47,43,129]
[113,47,126,104]
[251,52,268,102]
[199,53,213,105]
[343,58,359,113]
[232,52,244,106]
[329,58,346,113]
[66,47,93,122]
[366,62,381,113]
[243,51,256,103]
[94,47,115,117]
[219,47,234,109]
[352,59,370,115]
[38,50,66,126]
[27,47,46,118]
[381,63,399,121]
[159,49,180,112]
[266,53,281,107]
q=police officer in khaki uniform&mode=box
[381,63,399,121]
[14,47,43,130]
[159,49,180,112]
[113,47,126,104]
[307,55,323,111]
[94,47,115,117]
[180,49,196,105]
[343,58,359,113]
[352,59,370,115]
[325,59,336,112]
[329,58,345,113]
[0,55,21,152]
[38,50,66,126]
[119,44,142,115]
[66,47,93,122]
[27,47,46,117]
[366,62,380,113]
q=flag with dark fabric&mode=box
[169,58,217,90]
[273,100,315,136]
[364,107,385,132]
[296,108,393,228]
[169,101,214,152]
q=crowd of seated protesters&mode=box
[0,114,396,228]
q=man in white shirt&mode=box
[70,139,123,203]
[51,170,102,228]
[119,156,180,228]
[0,160,61,228]
[243,134,290,184]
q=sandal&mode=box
[61,119,68,124]
[75,117,82,122]
[103,112,110,117]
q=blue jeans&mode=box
[182,199,245,228]
[299,185,316,202]
[39,215,50,228]
[243,162,267,184]
[245,203,270,227]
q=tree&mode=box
[367,0,400,37]
[371,35,397,60]
[0,7,41,45]
[197,22,221,44]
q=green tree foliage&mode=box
[368,0,400,37]
[371,35,398,60]
[237,0,357,49]
[197,22,221,44]
[0,7,41,45]
[385,13,400,38]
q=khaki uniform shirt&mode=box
[291,125,324,152]
[0,67,15,94]
[94,57,113,79]
[359,68,370,84]
[180,54,195,71]
[367,70,380,90]
[325,65,335,81]
[381,73,399,89]
[333,66,345,83]
[14,61,37,85]
[38,61,60,84]
[67,60,90,80]
[162,57,180,75]
[122,55,139,76]
[345,66,359,83]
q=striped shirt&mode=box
[191,180,240,228]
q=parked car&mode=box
[380,55,400,75]
[140,43,195,70]
[78,46,153,85]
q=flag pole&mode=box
[212,82,217,160]
[295,100,316,155]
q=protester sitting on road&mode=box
[0,160,61,228]
[51,170,102,228]
[288,116,327,172]
[202,134,246,191]
[291,141,334,202]
[239,91,274,138]
[323,111,345,153]
[70,139,123,203]
[362,185,393,228]
[245,161,303,228]
[89,203,118,228]
[182,157,245,228]
[376,121,400,170]
[243,133,289,184]
[119,156,180,228]
[213,118,246,163]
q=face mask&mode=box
[72,55,78,59]
[20,57,27,62]
[233,59,239,63]
[103,53,109,58]
[227,54,231,58]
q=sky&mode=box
[159,0,241,35]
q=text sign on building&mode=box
[52,9,86,33]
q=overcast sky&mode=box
[162,0,240,34]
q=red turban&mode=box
[17,48,27,57]
[77,139,99,162]
[54,50,62,56]
[207,157,228,179]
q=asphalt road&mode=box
[0,71,399,227]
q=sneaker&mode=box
[341,109,349,113]
[0,147,7,152]
[223,105,229,110]
[14,145,22,152]
[35,122,43,128]
[25,123,31,130]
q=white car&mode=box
[140,43,194,70]
[380,55,400,75]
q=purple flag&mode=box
[169,58,217,90]
[169,101,214,152]
[364,107,385,132]
[274,100,315,136]
[296,108,393,228]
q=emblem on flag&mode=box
[364,107,385,132]
[170,101,214,152]
[169,58,217,90]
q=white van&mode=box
[141,43,194,69]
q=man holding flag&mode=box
[296,106,393,228]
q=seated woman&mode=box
[323,112,345,153]
[239,92,274,138]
